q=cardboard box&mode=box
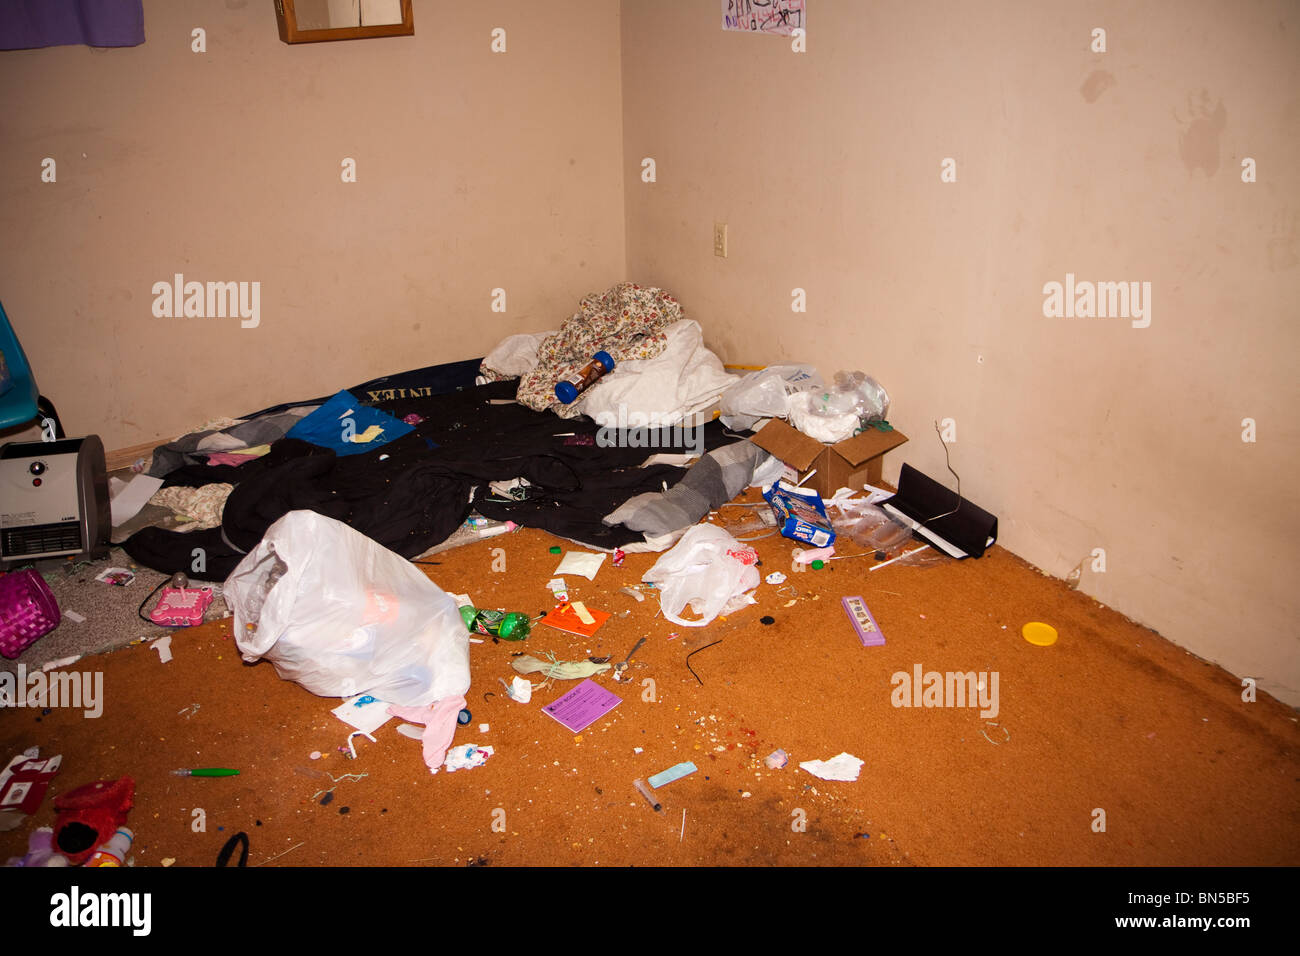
[750,418,908,499]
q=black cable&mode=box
[215,832,249,868]
[685,639,723,686]
[137,578,170,625]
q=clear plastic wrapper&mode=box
[718,365,824,430]
[833,370,891,423]
[837,504,913,551]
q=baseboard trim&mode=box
[105,439,166,473]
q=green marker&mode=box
[170,768,240,777]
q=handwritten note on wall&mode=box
[721,0,805,36]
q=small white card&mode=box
[554,551,606,581]
[332,694,393,734]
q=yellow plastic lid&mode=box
[1022,621,1059,646]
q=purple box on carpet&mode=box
[841,595,884,647]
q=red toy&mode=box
[52,777,134,866]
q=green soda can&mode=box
[459,605,530,641]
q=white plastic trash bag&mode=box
[719,364,824,431]
[227,510,470,707]
[642,524,760,627]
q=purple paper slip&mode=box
[542,679,622,733]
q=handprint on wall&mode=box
[1267,208,1298,272]
[1174,90,1227,177]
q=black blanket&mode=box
[124,379,740,580]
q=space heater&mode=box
[0,436,110,569]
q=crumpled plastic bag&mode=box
[479,331,557,379]
[227,510,470,708]
[718,364,824,431]
[788,390,859,443]
[641,524,760,627]
[787,370,892,442]
[833,370,890,423]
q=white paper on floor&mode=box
[553,551,606,581]
[799,752,864,781]
[332,694,394,734]
[508,676,532,703]
[443,744,493,772]
[109,474,164,527]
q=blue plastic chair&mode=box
[0,301,47,432]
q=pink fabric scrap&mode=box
[387,696,466,774]
[206,452,260,466]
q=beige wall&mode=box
[0,0,626,446]
[2,1,1297,705]
[621,1,1300,704]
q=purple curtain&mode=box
[0,0,144,50]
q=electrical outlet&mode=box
[713,222,728,258]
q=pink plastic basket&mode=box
[0,570,62,660]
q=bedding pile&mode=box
[123,379,745,581]
[482,282,737,424]
[147,408,316,477]
[124,286,754,580]
[513,282,681,416]
[581,319,738,429]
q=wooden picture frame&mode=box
[274,0,414,45]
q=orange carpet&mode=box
[2,499,1296,868]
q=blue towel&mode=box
[285,390,414,456]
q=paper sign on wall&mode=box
[722,0,805,36]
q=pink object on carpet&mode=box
[386,696,467,773]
